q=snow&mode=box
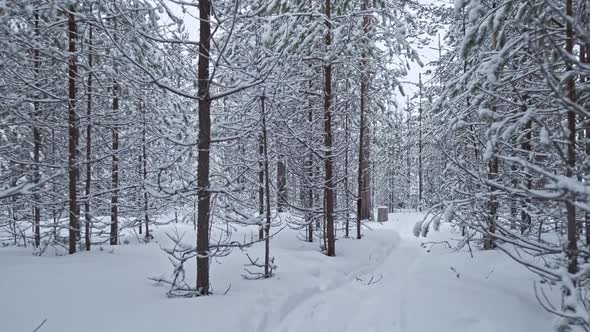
[0,212,553,332]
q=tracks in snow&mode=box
[255,230,405,332]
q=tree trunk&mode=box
[33,10,41,248]
[258,133,264,240]
[323,0,335,257]
[344,112,350,238]
[196,0,212,295]
[358,0,372,225]
[520,99,532,235]
[142,101,150,240]
[277,156,287,212]
[110,65,119,246]
[67,5,79,255]
[483,2,498,250]
[565,0,578,275]
[418,73,423,212]
[306,89,314,242]
[261,94,272,277]
[582,43,590,251]
[84,22,93,251]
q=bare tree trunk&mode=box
[277,156,287,212]
[484,2,498,250]
[196,0,212,295]
[521,100,532,235]
[67,5,79,255]
[84,22,93,251]
[565,0,578,275]
[33,10,41,248]
[110,63,119,246]
[418,73,423,212]
[306,95,314,242]
[141,101,150,240]
[357,80,366,240]
[344,112,350,238]
[261,94,272,277]
[582,43,590,250]
[323,0,335,257]
[258,133,264,240]
[357,0,372,232]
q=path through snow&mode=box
[0,212,553,332]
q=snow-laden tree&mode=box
[417,0,590,329]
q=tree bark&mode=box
[33,10,41,248]
[484,2,498,250]
[258,133,264,240]
[141,101,150,240]
[323,0,335,256]
[306,83,314,242]
[85,22,93,251]
[261,94,272,277]
[565,0,578,275]
[67,4,79,255]
[344,112,350,238]
[277,156,287,212]
[110,61,119,246]
[418,73,423,211]
[357,0,372,229]
[196,0,212,295]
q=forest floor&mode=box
[1,212,553,332]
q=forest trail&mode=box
[252,212,553,332]
[0,212,553,332]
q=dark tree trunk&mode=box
[418,73,423,211]
[142,102,150,240]
[583,44,590,250]
[520,100,532,235]
[33,11,41,248]
[565,0,578,275]
[261,95,272,277]
[344,112,350,238]
[84,22,93,251]
[196,0,212,295]
[67,5,79,255]
[306,89,314,242]
[323,0,335,257]
[258,133,264,240]
[357,0,372,232]
[110,67,119,246]
[483,4,498,250]
[277,157,287,212]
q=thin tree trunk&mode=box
[261,94,272,277]
[33,10,41,248]
[141,101,150,240]
[306,91,314,242]
[520,99,532,235]
[418,73,423,212]
[110,62,119,246]
[344,112,350,238]
[565,0,578,275]
[323,0,335,256]
[196,0,212,295]
[484,2,498,250]
[277,156,287,212]
[67,5,79,255]
[582,43,590,250]
[84,22,93,251]
[258,133,264,240]
[357,79,366,240]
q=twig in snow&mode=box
[33,318,47,332]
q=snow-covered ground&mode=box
[1,212,553,332]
